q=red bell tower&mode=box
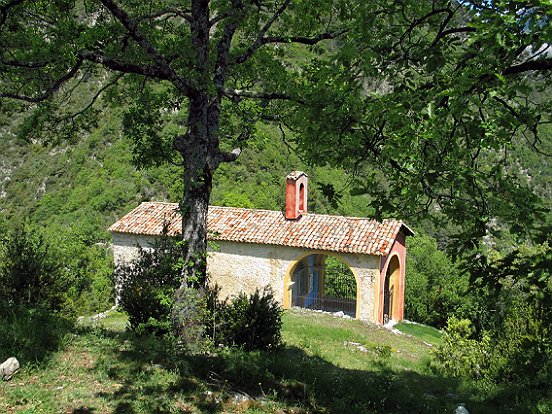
[285,171,308,220]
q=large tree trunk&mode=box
[177,0,212,289]
[179,148,212,288]
[171,95,213,346]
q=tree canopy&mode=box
[1,0,353,285]
[1,0,551,284]
[289,0,552,248]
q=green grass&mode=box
[394,321,444,346]
[0,309,541,413]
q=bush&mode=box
[0,224,72,313]
[207,286,283,352]
[116,238,283,353]
[404,234,471,327]
[116,237,182,335]
[0,305,74,364]
[431,317,495,380]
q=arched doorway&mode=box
[287,254,358,317]
[383,255,400,323]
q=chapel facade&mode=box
[109,172,413,324]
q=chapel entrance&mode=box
[383,255,400,323]
[288,254,357,317]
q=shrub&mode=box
[0,305,74,364]
[116,237,182,335]
[404,234,471,328]
[0,224,72,313]
[207,286,283,351]
[431,317,495,380]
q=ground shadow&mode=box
[84,328,516,414]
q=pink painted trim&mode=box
[378,232,407,323]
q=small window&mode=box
[299,183,305,212]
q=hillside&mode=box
[0,101,382,315]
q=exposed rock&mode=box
[344,341,369,353]
[454,403,470,414]
[1,357,20,381]
[231,392,253,404]
[77,304,119,325]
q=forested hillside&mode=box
[0,97,382,314]
[1,95,550,316]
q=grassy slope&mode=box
[394,321,443,346]
[1,310,509,414]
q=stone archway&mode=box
[284,253,358,317]
[383,255,401,323]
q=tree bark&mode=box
[176,0,212,289]
[177,129,212,288]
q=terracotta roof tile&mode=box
[109,202,413,256]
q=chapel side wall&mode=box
[111,232,159,304]
[207,241,295,303]
[111,232,159,267]
[208,240,380,323]
[377,232,407,323]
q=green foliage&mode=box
[0,305,74,365]
[404,234,471,327]
[431,317,495,380]
[324,256,356,299]
[117,237,182,335]
[0,0,551,400]
[0,223,73,314]
[465,242,552,387]
[207,286,283,352]
[290,0,552,252]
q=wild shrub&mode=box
[404,234,471,327]
[0,305,73,364]
[116,237,182,335]
[0,224,71,313]
[431,317,495,380]
[207,286,283,351]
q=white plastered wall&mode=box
[112,232,158,266]
[208,240,380,323]
[111,232,159,304]
[111,234,381,323]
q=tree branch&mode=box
[0,57,83,103]
[214,7,243,93]
[0,0,25,27]
[0,59,50,68]
[138,8,192,23]
[223,87,303,103]
[260,29,348,46]
[234,0,293,64]
[209,10,231,28]
[431,27,476,47]
[78,51,163,78]
[99,0,194,96]
[503,58,552,76]
[236,28,347,65]
[62,73,124,121]
[218,147,242,163]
